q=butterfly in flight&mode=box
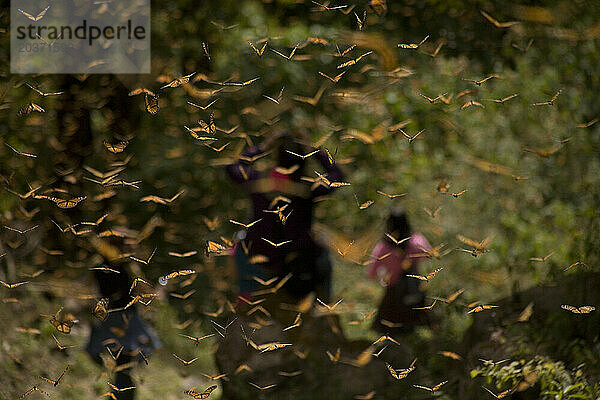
[173,353,199,365]
[51,334,76,351]
[484,93,519,104]
[413,381,448,393]
[0,279,29,289]
[49,308,77,334]
[354,11,367,30]
[431,288,464,304]
[326,348,341,363]
[319,71,346,83]
[419,92,448,104]
[576,118,598,128]
[462,74,500,86]
[4,225,39,235]
[293,83,327,106]
[144,94,159,114]
[407,267,443,282]
[168,250,197,258]
[561,304,595,314]
[468,304,498,313]
[529,252,554,262]
[311,1,349,11]
[451,189,468,198]
[103,140,129,154]
[128,88,155,97]
[263,87,285,104]
[525,143,564,158]
[399,128,425,143]
[398,35,429,49]
[423,206,442,218]
[93,298,110,321]
[461,100,485,110]
[480,10,519,28]
[187,99,218,111]
[129,247,157,265]
[179,333,215,345]
[424,39,446,57]
[160,72,197,89]
[39,365,69,387]
[457,234,492,256]
[481,386,514,399]
[248,40,268,57]
[438,351,462,360]
[25,82,63,97]
[185,385,218,399]
[271,46,299,61]
[337,51,373,69]
[198,112,216,134]
[283,313,303,331]
[248,382,277,391]
[18,5,51,21]
[532,89,562,106]
[140,190,185,205]
[316,297,344,312]
[386,358,417,380]
[333,44,356,57]
[413,300,437,310]
[21,386,50,398]
[18,103,45,116]
[262,238,292,247]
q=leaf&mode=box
[470,370,481,379]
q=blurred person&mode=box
[367,207,432,335]
[86,237,160,400]
[225,131,344,302]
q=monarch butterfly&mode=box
[18,103,45,116]
[145,94,159,115]
[162,269,196,281]
[103,140,128,154]
[206,240,227,255]
[18,5,50,21]
[128,88,155,97]
[561,304,595,314]
[198,112,216,134]
[248,41,267,57]
[184,385,217,399]
[47,196,87,209]
[468,304,498,313]
[413,381,448,392]
[50,308,76,334]
[160,72,196,89]
[184,126,216,142]
[93,298,109,321]
[397,35,429,49]
[98,229,125,238]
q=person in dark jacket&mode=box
[226,131,344,301]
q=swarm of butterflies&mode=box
[3,0,598,399]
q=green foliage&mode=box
[472,356,600,400]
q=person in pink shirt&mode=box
[367,207,432,335]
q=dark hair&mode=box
[385,207,412,249]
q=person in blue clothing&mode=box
[86,237,160,400]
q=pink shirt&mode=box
[366,233,431,286]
